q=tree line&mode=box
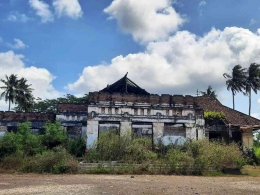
[0,74,87,113]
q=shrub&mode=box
[67,137,86,157]
[93,130,131,161]
[124,137,157,163]
[165,140,246,175]
[0,132,20,159]
[42,121,67,149]
[0,121,44,158]
[253,147,260,164]
[0,151,24,171]
[22,147,79,174]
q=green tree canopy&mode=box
[199,85,217,98]
[244,63,260,116]
[0,74,34,111]
[223,65,247,109]
[14,94,88,113]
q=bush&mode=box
[0,122,44,158]
[165,140,246,175]
[22,147,79,174]
[92,130,131,161]
[42,121,67,149]
[253,147,260,164]
[124,137,157,163]
[67,137,86,157]
[0,132,20,159]
[0,151,24,171]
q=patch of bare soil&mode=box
[0,174,260,195]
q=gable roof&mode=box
[100,73,150,95]
[195,96,260,126]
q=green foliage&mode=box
[124,137,157,163]
[0,74,34,111]
[253,147,260,164]
[204,111,225,120]
[0,132,20,159]
[67,137,86,157]
[0,121,44,157]
[94,130,128,161]
[15,94,88,113]
[42,121,67,149]
[199,85,217,98]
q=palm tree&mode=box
[244,63,260,116]
[16,78,34,112]
[0,74,19,111]
[223,65,247,110]
[0,75,34,111]
[200,85,217,98]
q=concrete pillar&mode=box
[153,122,164,139]
[186,127,196,140]
[87,120,99,147]
[120,121,132,136]
[197,128,205,140]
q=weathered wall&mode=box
[242,129,253,150]
[120,121,132,136]
[0,126,7,132]
[87,121,98,147]
[89,92,195,106]
[186,127,197,140]
[153,122,164,139]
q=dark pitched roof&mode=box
[100,73,150,95]
[57,104,88,112]
[195,96,260,126]
[0,112,55,121]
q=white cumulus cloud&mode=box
[7,12,32,23]
[66,27,260,96]
[29,0,54,23]
[0,51,61,111]
[53,0,83,19]
[104,0,185,43]
[199,1,206,7]
[7,38,28,50]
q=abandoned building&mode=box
[0,111,55,134]
[196,96,260,149]
[0,74,260,149]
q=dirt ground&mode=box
[0,174,260,195]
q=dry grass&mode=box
[241,165,260,177]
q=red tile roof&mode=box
[195,96,260,126]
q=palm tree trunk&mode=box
[8,99,10,111]
[232,91,235,110]
[249,89,251,116]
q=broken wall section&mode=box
[57,104,88,139]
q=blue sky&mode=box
[0,0,260,118]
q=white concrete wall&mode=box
[87,120,99,147]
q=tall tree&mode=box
[200,85,217,98]
[223,65,247,110]
[244,63,260,116]
[16,78,34,112]
[0,74,19,111]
